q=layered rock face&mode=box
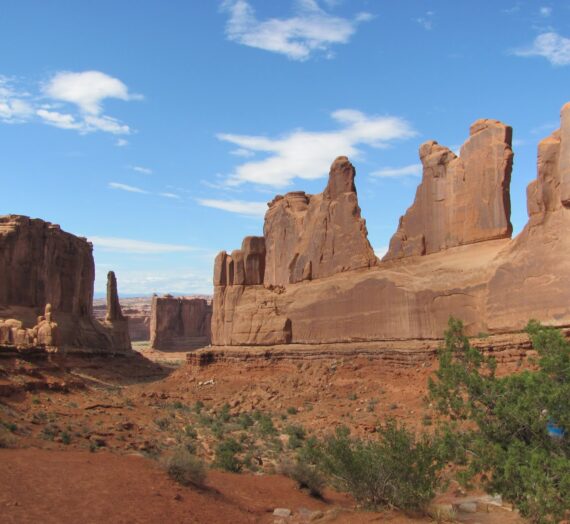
[150,296,212,350]
[264,156,377,286]
[486,102,570,332]
[212,157,376,345]
[0,216,131,352]
[211,104,570,347]
[384,120,513,260]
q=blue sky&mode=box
[1,1,569,296]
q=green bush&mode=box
[257,414,277,436]
[213,438,243,472]
[317,422,444,511]
[166,447,207,487]
[429,318,570,523]
[281,460,325,498]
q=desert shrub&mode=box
[237,413,254,429]
[154,417,170,431]
[285,424,306,449]
[0,427,16,448]
[281,460,325,498]
[166,447,207,487]
[218,403,231,423]
[213,438,243,472]
[429,318,570,523]
[287,406,298,415]
[61,431,71,445]
[193,400,205,414]
[317,422,444,511]
[183,425,198,439]
[257,414,277,436]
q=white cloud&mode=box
[0,71,139,135]
[539,6,552,17]
[230,148,255,157]
[43,71,141,115]
[198,198,268,217]
[218,109,416,187]
[159,192,181,199]
[415,11,434,30]
[115,138,129,147]
[0,76,34,123]
[512,32,570,66]
[371,163,422,178]
[89,236,198,254]
[36,108,82,130]
[108,182,149,194]
[221,0,372,61]
[83,114,131,134]
[130,165,153,175]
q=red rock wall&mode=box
[0,216,94,316]
[0,216,131,352]
[150,296,212,350]
[264,156,377,286]
[384,120,513,260]
[211,105,570,347]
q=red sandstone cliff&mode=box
[150,296,211,350]
[210,104,570,347]
[0,216,131,352]
[384,120,513,260]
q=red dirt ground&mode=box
[0,348,529,523]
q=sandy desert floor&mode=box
[0,345,529,523]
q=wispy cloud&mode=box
[371,163,422,178]
[130,165,153,175]
[221,0,372,61]
[159,192,181,199]
[198,198,267,217]
[108,182,149,194]
[89,236,198,254]
[230,148,255,158]
[218,109,416,187]
[94,267,213,295]
[512,32,570,66]
[0,71,140,135]
[115,138,129,147]
[539,6,552,17]
[0,76,34,123]
[415,11,434,30]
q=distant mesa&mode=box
[150,295,212,351]
[0,215,131,353]
[210,102,570,348]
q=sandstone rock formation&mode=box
[384,120,513,260]
[0,216,131,352]
[212,157,378,346]
[105,271,125,322]
[486,102,570,332]
[264,156,377,286]
[100,271,131,351]
[150,295,212,350]
[210,104,570,347]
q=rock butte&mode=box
[149,295,212,350]
[210,103,570,349]
[0,216,131,353]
